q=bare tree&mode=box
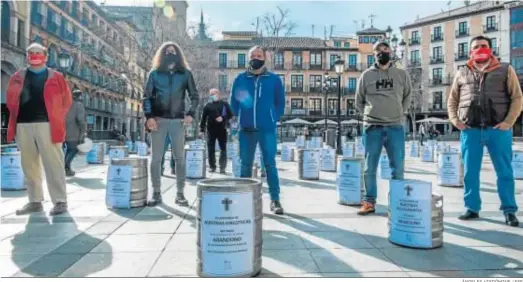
[261,6,298,38]
[406,67,425,137]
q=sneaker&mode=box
[458,210,479,220]
[270,201,284,215]
[219,168,226,174]
[175,194,189,206]
[505,213,519,227]
[357,201,375,216]
[15,202,43,216]
[49,202,68,216]
[209,168,216,173]
[148,192,163,206]
[65,168,76,177]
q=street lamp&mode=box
[323,72,329,132]
[58,51,71,78]
[334,56,345,154]
[385,25,393,40]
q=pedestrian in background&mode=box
[5,43,72,216]
[199,88,233,174]
[143,41,199,206]
[64,89,87,177]
[161,135,176,176]
[419,123,426,145]
[447,35,522,227]
[355,40,412,216]
[230,45,285,215]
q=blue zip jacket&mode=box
[229,69,285,132]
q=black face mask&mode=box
[376,52,391,65]
[249,59,265,70]
[164,53,180,66]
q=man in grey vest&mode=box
[448,35,522,227]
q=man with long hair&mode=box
[5,43,72,216]
[229,46,286,215]
[143,42,199,206]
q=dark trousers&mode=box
[64,141,79,169]
[207,129,227,170]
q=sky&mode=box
[97,0,474,40]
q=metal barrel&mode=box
[513,150,523,180]
[295,135,306,149]
[1,144,18,153]
[1,151,26,191]
[281,144,295,162]
[437,151,464,187]
[409,141,420,158]
[196,178,263,278]
[298,149,320,180]
[86,142,105,164]
[186,148,206,179]
[336,157,364,206]
[110,157,148,208]
[320,147,337,172]
[342,142,355,158]
[421,144,435,163]
[109,145,129,159]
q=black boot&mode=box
[16,202,44,216]
[270,200,284,215]
[458,210,479,220]
[175,194,189,206]
[505,213,519,227]
[148,192,163,206]
[65,168,75,177]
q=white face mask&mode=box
[209,95,218,102]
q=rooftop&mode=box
[222,31,260,37]
[356,27,386,35]
[216,37,327,49]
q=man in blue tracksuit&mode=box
[230,45,285,215]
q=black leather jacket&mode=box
[143,68,199,119]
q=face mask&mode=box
[28,54,46,66]
[471,47,492,63]
[165,53,180,66]
[209,95,218,102]
[249,59,265,70]
[376,52,391,65]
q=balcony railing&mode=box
[455,28,470,38]
[428,75,453,87]
[409,38,421,46]
[344,87,356,95]
[431,33,444,42]
[484,23,499,33]
[408,60,421,68]
[1,30,28,50]
[455,52,469,61]
[430,56,444,64]
[273,63,285,70]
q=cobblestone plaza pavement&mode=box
[1,142,523,278]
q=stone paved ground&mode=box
[1,142,523,278]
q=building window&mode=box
[291,75,303,91]
[432,68,443,80]
[218,74,228,91]
[458,21,467,34]
[310,52,322,68]
[328,99,338,115]
[310,75,322,91]
[238,53,246,68]
[434,26,442,37]
[292,52,302,67]
[486,15,496,29]
[432,91,443,110]
[344,42,350,48]
[273,52,284,68]
[433,46,443,59]
[511,30,523,49]
[367,55,375,67]
[411,30,419,40]
[330,54,338,69]
[458,42,468,56]
[512,56,523,75]
[348,78,357,90]
[348,54,357,67]
[291,99,303,109]
[511,7,523,25]
[410,50,420,64]
[334,41,341,47]
[218,53,227,68]
[363,36,369,43]
[310,98,322,114]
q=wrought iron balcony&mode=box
[484,23,499,33]
[409,38,421,46]
[428,75,453,87]
[455,28,470,38]
[455,52,469,61]
[408,60,421,68]
[430,56,444,64]
[431,33,444,42]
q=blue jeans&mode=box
[239,129,280,201]
[363,125,405,204]
[461,128,517,214]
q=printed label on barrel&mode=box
[421,146,433,162]
[337,160,362,203]
[321,148,336,171]
[137,142,148,156]
[86,143,101,163]
[1,154,24,189]
[109,148,126,160]
[380,153,391,179]
[190,140,206,150]
[295,136,305,147]
[302,151,320,179]
[389,180,432,248]
[106,165,132,209]
[343,143,354,157]
[410,142,419,157]
[281,145,294,161]
[513,151,523,179]
[200,191,254,276]
[438,153,461,185]
[187,150,204,178]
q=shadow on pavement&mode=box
[1,190,28,198]
[66,177,106,190]
[279,177,335,190]
[10,214,113,277]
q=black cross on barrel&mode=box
[222,198,232,211]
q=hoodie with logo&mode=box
[355,64,412,126]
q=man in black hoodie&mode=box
[200,89,233,173]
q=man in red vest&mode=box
[5,43,72,216]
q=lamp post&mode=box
[322,72,329,132]
[58,51,71,78]
[334,56,345,154]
